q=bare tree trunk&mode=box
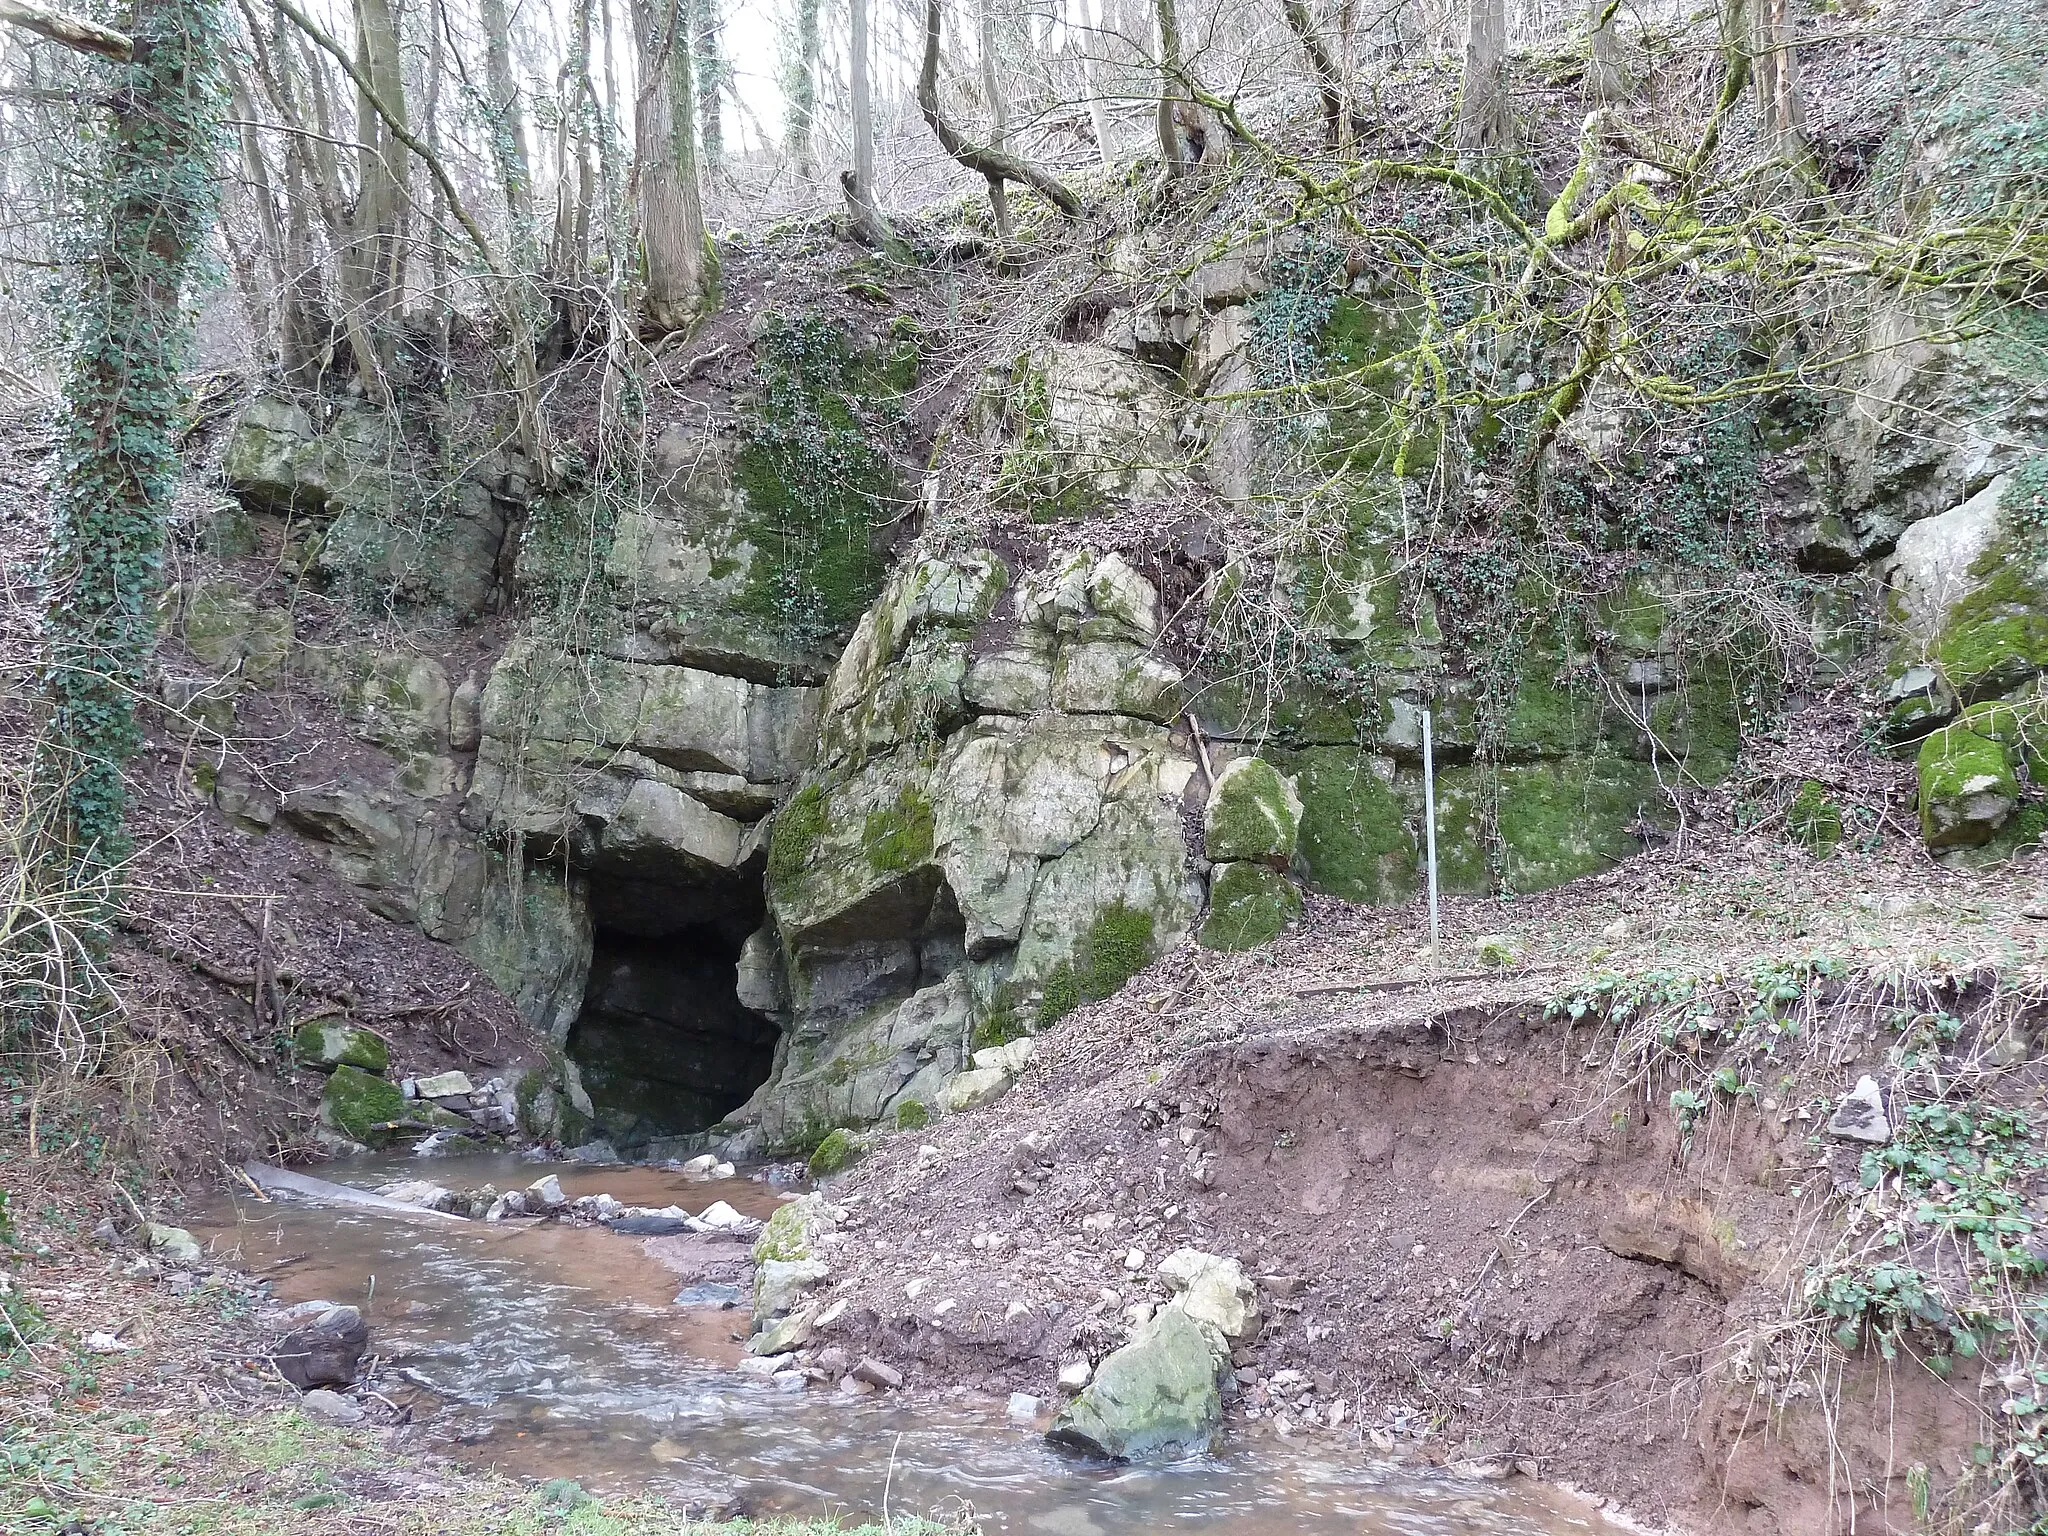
[345,0,408,392]
[843,0,891,237]
[1454,0,1511,156]
[1077,0,1113,165]
[694,0,725,181]
[785,0,820,179]
[477,0,537,271]
[1153,0,1186,175]
[918,0,1082,214]
[632,0,713,335]
[1751,0,1806,165]
[977,0,1010,237]
[1281,0,1345,150]
[1585,0,1625,99]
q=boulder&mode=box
[1046,1300,1224,1461]
[412,1070,474,1100]
[1156,1249,1262,1347]
[146,1223,202,1265]
[1918,722,2019,849]
[753,1260,830,1328]
[939,1067,1015,1114]
[320,1065,407,1144]
[1198,863,1301,952]
[1203,757,1303,866]
[748,1305,818,1357]
[292,1023,388,1075]
[265,1301,369,1390]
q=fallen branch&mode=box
[0,0,131,59]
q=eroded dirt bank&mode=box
[798,843,2048,1535]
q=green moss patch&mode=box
[1204,757,1302,865]
[292,1022,389,1074]
[1936,558,2048,703]
[320,1065,407,1144]
[1279,747,1416,905]
[893,1099,930,1131]
[767,783,830,888]
[1199,863,1302,952]
[752,1198,816,1265]
[1787,779,1844,857]
[733,313,903,648]
[807,1128,863,1178]
[862,786,935,875]
[1037,902,1158,1028]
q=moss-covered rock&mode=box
[1035,901,1159,1027]
[862,785,936,875]
[894,1099,930,1131]
[179,580,293,686]
[1787,780,1844,857]
[1047,1302,1224,1461]
[1935,558,2048,702]
[1203,757,1303,866]
[320,1065,407,1144]
[293,1022,389,1074]
[1917,722,2020,849]
[1199,863,1302,951]
[1278,748,1416,905]
[1959,696,2048,780]
[806,1127,864,1178]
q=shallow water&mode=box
[194,1152,1618,1534]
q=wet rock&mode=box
[1008,1392,1042,1422]
[567,1139,621,1164]
[1827,1076,1892,1143]
[852,1356,903,1390]
[266,1301,369,1390]
[1047,1301,1224,1461]
[373,1180,459,1213]
[145,1224,202,1265]
[1157,1249,1261,1347]
[613,1214,694,1236]
[773,1370,809,1392]
[679,1154,722,1179]
[753,1260,830,1327]
[749,1306,818,1357]
[299,1389,364,1425]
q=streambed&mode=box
[195,1152,1621,1535]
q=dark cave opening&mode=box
[565,881,780,1151]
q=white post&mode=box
[1421,705,1440,951]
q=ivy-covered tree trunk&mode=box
[41,0,223,868]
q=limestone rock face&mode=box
[222,395,515,618]
[1046,1301,1225,1461]
[718,542,1199,1155]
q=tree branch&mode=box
[0,0,130,60]
[917,0,1080,218]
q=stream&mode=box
[193,1151,1622,1535]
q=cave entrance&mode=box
[565,876,779,1152]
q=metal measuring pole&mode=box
[1421,705,1440,950]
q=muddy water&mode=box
[194,1152,1617,1534]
